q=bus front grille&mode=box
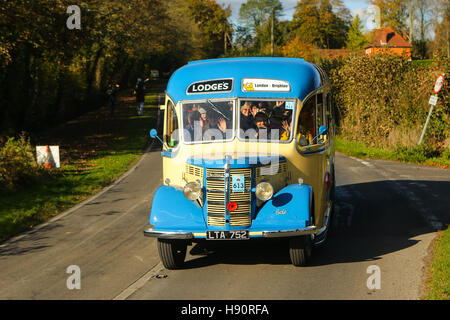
[206,168,252,227]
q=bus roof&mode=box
[166,57,326,103]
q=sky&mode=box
[218,0,376,30]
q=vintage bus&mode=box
[144,57,335,268]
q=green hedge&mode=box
[322,52,449,156]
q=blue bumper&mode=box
[145,184,314,239]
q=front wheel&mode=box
[289,235,312,266]
[157,238,187,270]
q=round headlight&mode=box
[183,182,201,201]
[255,182,273,201]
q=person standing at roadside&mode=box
[135,78,145,116]
[106,83,119,116]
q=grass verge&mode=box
[0,80,165,243]
[335,136,450,168]
[425,229,450,300]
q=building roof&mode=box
[166,57,326,103]
[366,26,412,49]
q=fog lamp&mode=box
[255,182,273,201]
[183,182,201,201]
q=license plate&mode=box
[232,175,245,192]
[206,230,249,240]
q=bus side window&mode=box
[297,95,316,146]
[165,100,179,148]
[325,93,332,135]
[316,93,325,143]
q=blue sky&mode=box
[219,0,375,30]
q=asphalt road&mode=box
[0,150,449,300]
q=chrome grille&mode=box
[205,167,252,227]
[207,216,226,227]
[255,162,287,183]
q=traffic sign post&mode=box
[418,74,445,145]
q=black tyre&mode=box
[289,235,312,266]
[157,238,187,270]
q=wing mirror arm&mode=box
[305,125,328,150]
[150,129,164,146]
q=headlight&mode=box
[183,181,201,200]
[255,182,273,201]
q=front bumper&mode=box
[143,225,318,239]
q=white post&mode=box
[418,104,434,145]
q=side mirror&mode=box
[150,129,158,138]
[318,125,328,135]
[305,125,328,150]
[149,129,164,145]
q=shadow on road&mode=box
[183,179,449,269]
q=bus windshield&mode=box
[182,100,234,143]
[238,99,295,142]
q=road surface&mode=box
[0,150,448,300]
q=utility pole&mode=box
[224,31,232,54]
[223,30,227,54]
[271,7,274,57]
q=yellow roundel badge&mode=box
[243,82,254,91]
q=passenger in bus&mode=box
[240,102,254,132]
[185,110,202,141]
[250,104,258,118]
[298,106,315,145]
[207,116,228,140]
[280,118,291,141]
[273,101,285,116]
[254,112,272,140]
[257,101,269,114]
[199,108,210,132]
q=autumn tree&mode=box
[291,0,351,49]
[281,36,315,61]
[0,0,231,135]
[187,0,233,58]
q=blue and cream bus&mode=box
[145,57,335,268]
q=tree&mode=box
[281,36,315,61]
[346,15,368,50]
[291,0,351,49]
[187,0,233,58]
[239,0,283,34]
[431,0,449,57]
[0,0,228,135]
[238,0,284,52]
[369,0,408,33]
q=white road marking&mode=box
[349,156,373,167]
[113,262,165,300]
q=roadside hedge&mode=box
[322,52,449,153]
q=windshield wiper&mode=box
[207,100,230,121]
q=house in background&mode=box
[365,26,412,60]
